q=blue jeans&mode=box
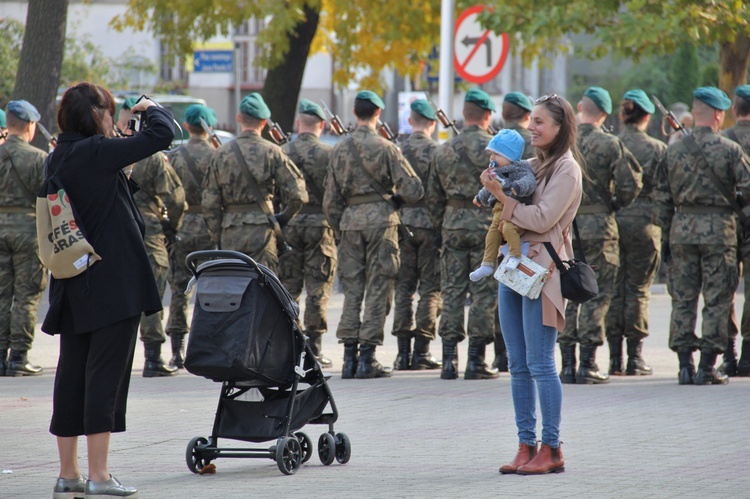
[498,283,562,447]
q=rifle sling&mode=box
[2,149,35,202]
[178,147,204,193]
[286,140,325,206]
[581,132,615,212]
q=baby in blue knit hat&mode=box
[470,129,537,281]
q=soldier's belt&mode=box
[0,206,34,213]
[298,204,324,214]
[347,193,385,206]
[577,205,611,215]
[224,203,268,213]
[185,205,203,214]
[676,206,733,215]
[446,199,480,209]
[404,201,426,208]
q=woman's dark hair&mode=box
[534,95,583,181]
[620,99,650,125]
[354,99,379,120]
[57,82,116,136]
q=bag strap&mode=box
[2,149,35,201]
[682,133,749,225]
[178,147,204,191]
[543,219,587,271]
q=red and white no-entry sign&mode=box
[453,5,509,84]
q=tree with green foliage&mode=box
[668,45,700,106]
[0,19,24,109]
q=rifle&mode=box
[377,120,398,143]
[199,117,222,148]
[653,95,686,135]
[37,122,57,148]
[431,104,461,136]
[267,119,290,145]
[488,125,497,135]
[320,100,351,136]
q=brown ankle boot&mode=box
[516,443,565,475]
[499,443,538,474]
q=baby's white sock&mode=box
[470,263,495,282]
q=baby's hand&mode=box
[510,187,517,196]
[473,197,481,207]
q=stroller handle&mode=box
[185,250,261,276]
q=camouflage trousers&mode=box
[561,238,619,347]
[0,231,47,351]
[668,243,737,354]
[438,228,496,344]
[336,226,399,346]
[728,237,750,343]
[392,227,442,340]
[278,225,337,335]
[139,250,168,345]
[606,218,661,341]
[220,224,278,272]
[166,229,214,336]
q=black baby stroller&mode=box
[182,250,350,475]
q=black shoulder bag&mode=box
[543,220,598,304]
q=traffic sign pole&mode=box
[438,0,455,143]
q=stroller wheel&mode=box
[275,436,303,475]
[318,433,336,465]
[334,432,351,464]
[186,436,211,474]
[294,432,313,463]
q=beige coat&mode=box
[501,150,583,331]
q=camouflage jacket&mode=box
[576,123,643,240]
[0,135,47,230]
[202,130,307,238]
[504,121,535,160]
[323,125,423,232]
[723,120,750,153]
[653,126,750,245]
[617,124,667,219]
[282,132,331,228]
[399,131,438,230]
[168,136,215,236]
[425,125,493,232]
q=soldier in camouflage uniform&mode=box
[279,99,336,368]
[165,104,217,369]
[323,90,423,379]
[0,101,47,376]
[561,87,643,385]
[605,90,667,377]
[0,109,6,145]
[391,99,442,371]
[425,88,500,381]
[719,85,750,377]
[653,86,750,385]
[202,93,307,273]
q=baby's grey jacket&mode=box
[475,159,536,207]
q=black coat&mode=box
[42,107,175,335]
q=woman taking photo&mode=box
[480,94,583,475]
[44,83,173,498]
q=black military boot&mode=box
[341,343,358,379]
[169,333,186,369]
[393,336,412,370]
[737,340,750,377]
[0,349,7,376]
[492,333,509,372]
[411,336,441,370]
[718,337,738,377]
[143,342,178,378]
[307,332,332,368]
[576,345,610,384]
[694,351,729,385]
[559,344,577,384]
[626,338,652,376]
[441,341,458,380]
[465,339,500,380]
[7,350,43,377]
[677,350,695,385]
[608,337,624,376]
[355,344,392,379]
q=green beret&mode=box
[240,93,271,119]
[355,90,385,109]
[0,109,5,128]
[503,91,533,112]
[185,104,217,127]
[7,100,41,122]
[734,85,750,103]
[410,99,436,120]
[622,89,655,114]
[298,99,326,121]
[122,97,138,110]
[584,86,612,115]
[465,88,496,111]
[694,86,731,110]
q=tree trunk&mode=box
[261,3,321,137]
[12,0,69,150]
[719,34,750,128]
